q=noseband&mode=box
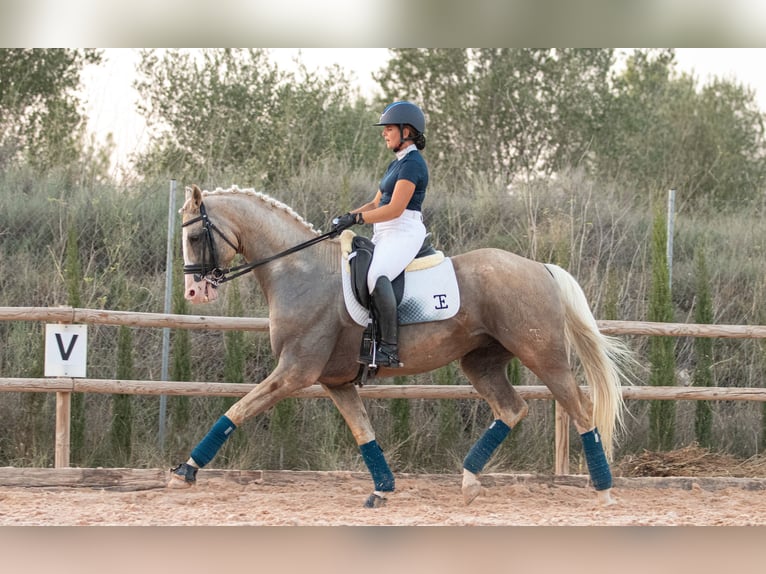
[182,201,336,286]
[182,202,241,286]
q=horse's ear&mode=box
[191,184,203,204]
[180,184,203,214]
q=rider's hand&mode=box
[330,212,363,236]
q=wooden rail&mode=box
[597,319,766,339]
[3,377,766,402]
[3,306,766,338]
[0,306,269,331]
[2,305,766,476]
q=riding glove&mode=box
[331,212,364,236]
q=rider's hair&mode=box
[407,126,427,151]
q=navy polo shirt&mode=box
[378,149,428,212]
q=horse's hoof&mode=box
[462,470,482,505]
[597,489,618,506]
[363,493,387,508]
[167,462,197,489]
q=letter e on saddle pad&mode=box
[339,230,460,326]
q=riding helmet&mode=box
[374,101,426,134]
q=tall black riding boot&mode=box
[370,276,402,368]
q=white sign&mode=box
[45,324,88,378]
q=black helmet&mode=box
[374,101,426,134]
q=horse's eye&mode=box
[188,234,200,244]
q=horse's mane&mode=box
[201,185,319,235]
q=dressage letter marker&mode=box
[44,324,87,377]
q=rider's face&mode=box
[382,124,406,151]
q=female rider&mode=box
[332,101,428,368]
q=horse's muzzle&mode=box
[184,274,219,304]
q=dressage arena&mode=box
[0,308,766,526]
[3,458,766,526]
[4,307,766,526]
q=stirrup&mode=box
[374,343,402,368]
[357,323,375,365]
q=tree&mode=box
[377,48,766,208]
[0,49,103,172]
[648,206,676,451]
[134,49,380,189]
[110,326,134,464]
[376,49,614,184]
[692,244,714,448]
[594,49,766,208]
[691,79,766,206]
[223,282,245,388]
[170,259,192,438]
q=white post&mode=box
[159,180,177,449]
[667,188,676,290]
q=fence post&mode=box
[159,179,177,449]
[55,390,71,468]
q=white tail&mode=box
[545,264,633,459]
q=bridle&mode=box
[182,202,336,286]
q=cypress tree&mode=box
[219,282,246,464]
[435,365,459,469]
[223,282,245,387]
[110,325,134,464]
[170,262,192,434]
[648,205,676,451]
[270,395,298,468]
[390,375,411,457]
[692,244,714,448]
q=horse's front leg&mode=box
[167,359,317,488]
[323,382,394,508]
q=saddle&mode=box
[339,230,460,385]
[347,233,440,309]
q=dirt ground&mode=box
[3,474,766,526]
[3,446,766,526]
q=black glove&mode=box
[330,212,363,236]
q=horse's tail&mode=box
[545,264,632,460]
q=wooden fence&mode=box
[2,306,766,475]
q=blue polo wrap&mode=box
[463,419,511,474]
[581,427,612,491]
[190,415,237,468]
[359,440,395,492]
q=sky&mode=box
[81,48,766,176]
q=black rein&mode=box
[182,202,337,286]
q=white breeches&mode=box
[367,210,427,293]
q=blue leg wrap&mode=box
[190,415,237,468]
[581,428,612,491]
[359,440,395,492]
[463,419,511,474]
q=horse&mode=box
[169,183,632,508]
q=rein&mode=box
[182,202,336,286]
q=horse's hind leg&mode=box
[458,343,529,505]
[323,382,394,508]
[529,362,616,506]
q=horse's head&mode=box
[179,184,239,304]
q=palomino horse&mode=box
[169,184,632,508]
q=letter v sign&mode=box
[56,333,78,360]
[45,324,88,377]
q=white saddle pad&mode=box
[341,254,461,327]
